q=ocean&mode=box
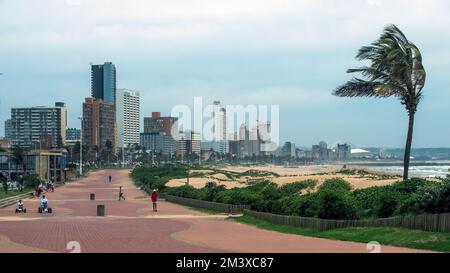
[365,164,450,178]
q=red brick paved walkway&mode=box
[0,169,432,253]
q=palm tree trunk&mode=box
[403,112,415,180]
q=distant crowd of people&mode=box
[34,181,55,197]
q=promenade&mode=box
[0,170,429,253]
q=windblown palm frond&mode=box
[333,24,426,115]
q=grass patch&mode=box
[230,215,450,252]
[189,207,223,215]
[0,189,33,200]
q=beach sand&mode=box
[166,165,402,190]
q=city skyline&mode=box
[1,0,449,148]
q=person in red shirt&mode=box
[151,189,158,212]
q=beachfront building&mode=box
[91,62,117,106]
[140,132,174,156]
[9,102,68,149]
[66,128,81,141]
[337,143,352,160]
[0,149,67,182]
[204,101,228,154]
[144,112,178,136]
[281,142,297,158]
[82,97,116,152]
[116,89,140,148]
[175,131,201,157]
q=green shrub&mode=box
[372,190,400,218]
[352,187,383,216]
[167,185,197,198]
[279,180,317,195]
[392,178,435,194]
[415,181,450,214]
[297,193,320,217]
[396,194,423,215]
[318,178,352,193]
[130,165,189,193]
[317,190,360,220]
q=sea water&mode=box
[367,165,450,178]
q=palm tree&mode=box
[10,146,28,190]
[333,24,426,180]
[11,145,27,173]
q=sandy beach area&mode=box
[166,164,402,190]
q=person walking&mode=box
[108,175,112,183]
[35,185,40,197]
[151,189,158,212]
[119,186,125,201]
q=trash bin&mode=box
[97,205,105,216]
[90,193,95,200]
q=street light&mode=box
[78,116,83,176]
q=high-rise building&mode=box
[204,101,228,154]
[337,143,351,160]
[144,112,178,135]
[4,119,12,140]
[233,123,266,158]
[175,131,200,157]
[82,98,116,151]
[65,128,81,147]
[66,128,81,141]
[212,101,227,140]
[116,89,140,148]
[140,132,174,156]
[91,62,117,106]
[10,102,68,148]
[281,142,296,158]
[311,141,333,160]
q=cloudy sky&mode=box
[0,0,449,148]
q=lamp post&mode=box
[78,116,83,176]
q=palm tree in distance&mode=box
[11,146,28,190]
[333,24,426,180]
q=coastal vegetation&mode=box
[132,165,450,220]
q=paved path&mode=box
[0,169,430,253]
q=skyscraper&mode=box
[82,98,116,152]
[116,89,140,148]
[9,102,68,148]
[91,62,117,106]
[212,101,228,154]
[202,101,228,154]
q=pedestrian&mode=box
[37,185,43,197]
[151,189,158,212]
[119,186,125,201]
[35,185,40,197]
[108,175,112,183]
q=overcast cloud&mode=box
[0,0,449,147]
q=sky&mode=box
[0,0,449,148]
